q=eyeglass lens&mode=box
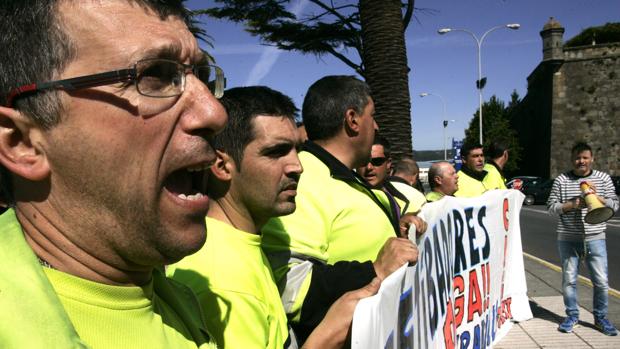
[135,59,223,99]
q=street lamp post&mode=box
[442,119,456,161]
[420,92,454,160]
[438,23,520,145]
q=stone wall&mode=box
[549,43,620,177]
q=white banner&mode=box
[351,190,532,349]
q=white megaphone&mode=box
[580,181,614,224]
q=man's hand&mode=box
[373,237,418,280]
[399,213,427,239]
[302,278,381,349]
[563,196,585,212]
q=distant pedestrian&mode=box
[454,142,489,197]
[483,140,509,189]
[547,142,619,336]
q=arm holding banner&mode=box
[303,278,381,349]
[373,237,419,280]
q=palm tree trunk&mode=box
[359,0,413,159]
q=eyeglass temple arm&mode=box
[5,69,135,107]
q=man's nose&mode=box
[178,74,228,136]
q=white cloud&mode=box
[211,44,266,55]
[245,0,309,86]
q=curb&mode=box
[523,252,620,299]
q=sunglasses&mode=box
[369,157,388,166]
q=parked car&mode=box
[507,176,553,205]
[506,176,544,190]
[521,179,554,205]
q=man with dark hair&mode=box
[548,142,618,336]
[0,1,230,347]
[262,75,424,341]
[454,142,489,197]
[391,157,421,188]
[169,86,379,348]
[358,134,426,215]
[426,161,459,202]
[358,133,393,189]
[483,140,509,190]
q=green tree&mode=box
[197,0,417,158]
[464,93,522,174]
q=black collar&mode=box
[302,141,400,234]
[460,164,488,181]
[569,169,593,179]
[388,175,410,186]
[302,141,357,182]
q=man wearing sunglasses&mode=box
[262,75,425,342]
[358,134,426,216]
[0,1,228,347]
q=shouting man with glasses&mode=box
[0,3,389,347]
[0,1,227,347]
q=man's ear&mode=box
[210,149,234,182]
[0,106,50,181]
[343,108,360,135]
[435,175,443,186]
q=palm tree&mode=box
[198,0,416,157]
[359,0,412,159]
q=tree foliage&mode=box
[197,0,421,158]
[464,92,522,174]
[197,0,416,77]
[565,22,620,48]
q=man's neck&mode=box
[208,197,258,234]
[571,169,593,178]
[495,159,505,170]
[314,138,359,169]
[16,203,153,286]
[433,188,447,196]
[461,165,486,181]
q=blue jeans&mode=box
[558,239,609,319]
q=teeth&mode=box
[177,192,205,201]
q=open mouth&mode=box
[163,163,209,201]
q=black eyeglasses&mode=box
[369,157,388,166]
[4,58,225,108]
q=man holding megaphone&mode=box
[547,142,619,336]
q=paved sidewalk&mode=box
[496,254,620,348]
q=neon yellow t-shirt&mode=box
[262,150,395,265]
[454,170,488,198]
[169,218,288,349]
[44,267,215,349]
[482,163,507,190]
[425,191,445,202]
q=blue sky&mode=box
[187,0,619,150]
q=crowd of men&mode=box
[0,1,617,348]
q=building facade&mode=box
[512,18,620,178]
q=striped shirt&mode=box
[547,170,619,241]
